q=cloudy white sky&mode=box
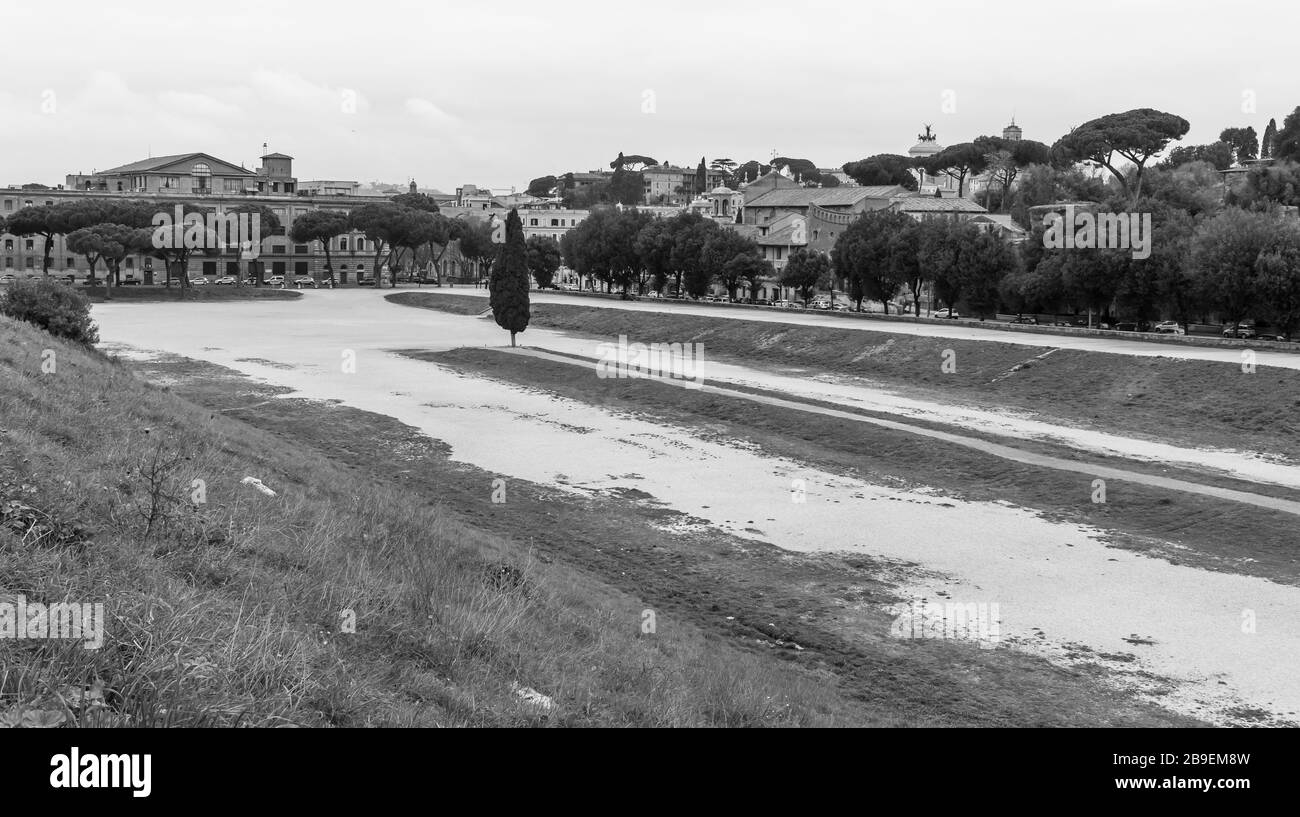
[1,0,1295,192]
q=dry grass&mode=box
[0,314,871,727]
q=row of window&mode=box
[4,237,369,253]
[527,218,579,227]
[3,256,135,270]
[3,199,52,210]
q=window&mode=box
[224,179,243,193]
[125,258,134,269]
[530,219,538,226]
[66,258,75,268]
[294,244,309,254]
[550,219,559,227]
[272,245,286,255]
[295,262,308,275]
[2,200,11,211]
[191,163,211,190]
[339,237,348,251]
[45,200,53,206]
[3,259,10,268]
[356,239,366,252]
[162,176,179,189]
[24,258,34,269]
[25,240,33,250]
[3,240,11,251]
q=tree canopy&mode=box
[488,209,530,345]
[1051,108,1190,202]
[841,155,918,190]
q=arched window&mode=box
[192,163,211,190]
[339,237,348,251]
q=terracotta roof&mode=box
[756,224,798,245]
[890,196,987,213]
[745,186,902,208]
[95,152,258,177]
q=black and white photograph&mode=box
[0,0,1293,794]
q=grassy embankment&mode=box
[0,313,874,727]
[85,286,302,303]
[389,292,1300,460]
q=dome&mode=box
[710,185,734,194]
[908,140,944,158]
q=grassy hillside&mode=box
[0,314,865,727]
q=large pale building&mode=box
[3,150,395,283]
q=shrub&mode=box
[0,277,99,345]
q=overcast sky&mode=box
[1,0,1295,192]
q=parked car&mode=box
[213,276,237,285]
[1115,322,1141,332]
[294,276,316,288]
[0,274,16,284]
[1223,323,1256,339]
[1256,332,1289,341]
[934,308,960,319]
[357,276,376,286]
[810,298,832,310]
[266,275,286,287]
[831,302,850,312]
[1008,316,1038,325]
[1153,321,1185,335]
[189,277,208,286]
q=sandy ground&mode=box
[92,291,1300,724]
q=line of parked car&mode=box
[184,274,332,289]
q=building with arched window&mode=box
[66,151,297,196]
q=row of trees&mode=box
[0,191,518,293]
[833,212,1016,315]
[558,208,780,299]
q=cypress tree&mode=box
[489,208,530,346]
[1263,118,1278,159]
